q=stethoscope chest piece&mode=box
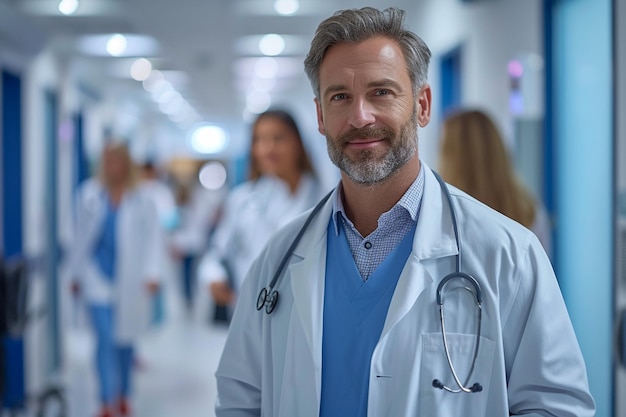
[256,287,279,314]
[255,190,333,316]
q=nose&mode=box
[346,98,376,129]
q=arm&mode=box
[503,235,595,416]
[198,190,242,286]
[65,181,96,289]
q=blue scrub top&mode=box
[93,197,118,281]
[319,218,416,417]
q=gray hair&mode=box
[304,7,431,99]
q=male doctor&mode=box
[215,7,595,417]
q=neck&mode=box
[107,183,127,205]
[341,155,420,236]
[279,170,303,194]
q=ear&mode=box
[314,98,326,136]
[416,84,432,128]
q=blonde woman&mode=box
[68,142,163,417]
[438,109,552,255]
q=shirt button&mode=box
[364,241,372,250]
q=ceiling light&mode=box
[160,95,186,115]
[58,0,79,15]
[259,34,285,56]
[130,58,152,81]
[199,161,228,190]
[190,125,229,154]
[274,0,299,15]
[142,70,164,92]
[154,88,179,105]
[106,34,127,57]
[78,34,159,57]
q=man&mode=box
[215,7,595,417]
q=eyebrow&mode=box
[322,79,405,99]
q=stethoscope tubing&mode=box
[432,171,483,394]
[256,190,333,314]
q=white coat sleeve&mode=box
[214,253,264,416]
[503,235,595,416]
[141,193,166,283]
[65,181,94,281]
[198,192,240,285]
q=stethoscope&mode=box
[431,171,483,394]
[256,171,483,394]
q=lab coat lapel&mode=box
[380,166,458,340]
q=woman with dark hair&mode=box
[198,109,324,321]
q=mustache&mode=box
[337,126,395,143]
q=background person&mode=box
[169,170,226,316]
[438,109,552,256]
[139,159,179,326]
[215,7,594,417]
[198,109,324,322]
[67,142,164,417]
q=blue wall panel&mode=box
[552,0,613,415]
[1,70,23,258]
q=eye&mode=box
[330,93,347,101]
[374,89,391,96]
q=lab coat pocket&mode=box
[419,332,495,417]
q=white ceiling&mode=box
[0,0,420,136]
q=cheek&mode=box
[252,143,266,162]
[276,142,300,164]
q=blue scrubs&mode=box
[319,219,416,417]
[93,197,118,282]
[89,197,133,405]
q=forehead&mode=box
[104,147,126,159]
[255,116,287,133]
[319,37,410,89]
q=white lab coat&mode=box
[215,165,595,417]
[67,178,164,343]
[140,179,179,231]
[198,174,323,295]
[170,184,225,255]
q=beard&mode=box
[325,109,418,185]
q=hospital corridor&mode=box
[1,0,626,416]
[62,284,228,417]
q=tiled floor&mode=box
[64,284,228,417]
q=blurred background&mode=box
[0,0,624,416]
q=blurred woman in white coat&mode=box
[68,142,164,417]
[198,109,325,321]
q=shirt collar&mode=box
[331,162,425,235]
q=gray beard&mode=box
[326,112,418,185]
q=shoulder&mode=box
[246,195,330,278]
[127,185,160,210]
[76,178,103,204]
[225,180,259,204]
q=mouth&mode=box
[345,138,385,149]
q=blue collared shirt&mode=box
[331,165,425,280]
